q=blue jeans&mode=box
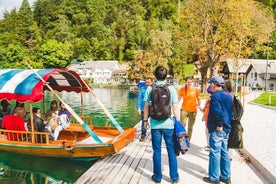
[151,129,179,181]
[141,111,147,136]
[208,130,231,181]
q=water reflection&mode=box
[56,87,139,127]
[0,88,140,183]
[0,150,93,183]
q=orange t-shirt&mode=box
[179,86,200,112]
[203,98,211,125]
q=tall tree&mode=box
[17,0,41,49]
[181,0,275,91]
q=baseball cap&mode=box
[208,76,224,86]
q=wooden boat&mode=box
[0,68,136,160]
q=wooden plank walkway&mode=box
[75,117,268,184]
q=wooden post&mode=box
[29,102,35,143]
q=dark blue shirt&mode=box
[207,89,233,134]
[58,109,71,119]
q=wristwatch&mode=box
[144,119,148,122]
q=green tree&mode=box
[0,44,28,68]
[37,39,72,68]
[17,0,41,49]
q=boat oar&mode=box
[80,77,124,133]
[24,61,103,144]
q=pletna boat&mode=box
[0,68,136,160]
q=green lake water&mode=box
[0,88,140,183]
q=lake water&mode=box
[0,87,140,183]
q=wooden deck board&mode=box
[109,135,150,183]
[122,137,152,183]
[74,122,156,184]
[75,119,265,184]
[100,142,139,183]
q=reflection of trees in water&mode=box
[44,88,140,127]
[0,150,91,184]
[0,167,49,184]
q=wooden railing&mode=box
[70,116,93,126]
[0,129,51,144]
[0,116,93,144]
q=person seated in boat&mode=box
[27,107,48,142]
[1,107,26,141]
[12,101,27,123]
[44,100,59,122]
[27,108,45,132]
[0,99,12,128]
[58,102,71,119]
[52,113,70,140]
[44,110,59,140]
[12,101,26,115]
[46,100,58,116]
[44,102,71,141]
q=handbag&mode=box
[228,120,244,149]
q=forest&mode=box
[0,0,275,83]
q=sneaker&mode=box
[172,178,179,183]
[151,175,161,183]
[203,177,220,184]
[140,135,146,142]
[220,178,231,184]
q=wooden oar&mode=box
[80,77,124,133]
[24,61,103,144]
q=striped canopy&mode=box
[0,69,90,102]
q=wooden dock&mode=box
[75,124,155,184]
[75,119,268,184]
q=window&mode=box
[254,72,257,81]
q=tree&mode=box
[129,28,173,81]
[181,0,275,91]
[37,39,72,68]
[0,44,28,68]
[17,0,41,49]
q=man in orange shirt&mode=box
[178,77,201,141]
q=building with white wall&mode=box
[68,60,127,84]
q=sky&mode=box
[0,0,36,19]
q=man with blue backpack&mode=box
[143,66,180,183]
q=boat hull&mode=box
[0,126,136,160]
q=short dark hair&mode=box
[154,66,167,80]
[32,107,40,114]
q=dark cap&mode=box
[208,76,224,86]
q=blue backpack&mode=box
[173,117,190,155]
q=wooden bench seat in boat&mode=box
[64,124,93,133]
[60,124,94,140]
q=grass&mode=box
[252,93,276,107]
